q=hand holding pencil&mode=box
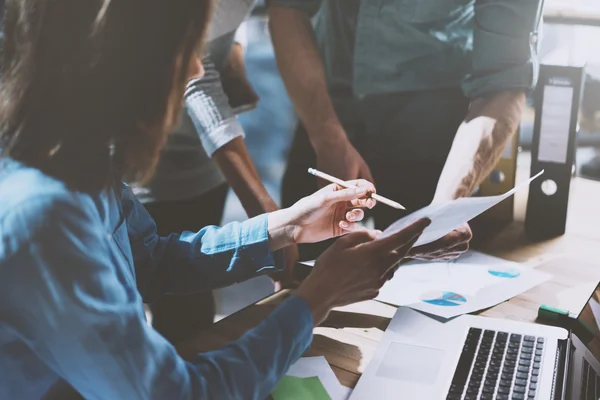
[308,168,405,210]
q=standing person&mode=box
[269,0,544,260]
[0,0,442,397]
[138,0,299,344]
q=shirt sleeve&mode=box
[121,184,283,303]
[1,194,312,400]
[185,56,245,157]
[462,0,544,99]
[268,0,323,17]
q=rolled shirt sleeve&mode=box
[462,0,544,99]
[185,56,245,157]
[121,184,283,303]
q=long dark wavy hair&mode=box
[0,0,212,192]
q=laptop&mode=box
[350,282,600,400]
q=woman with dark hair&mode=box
[0,0,430,398]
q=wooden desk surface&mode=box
[177,175,600,389]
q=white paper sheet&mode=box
[379,171,544,246]
[375,251,552,319]
[286,356,353,400]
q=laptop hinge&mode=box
[551,338,571,400]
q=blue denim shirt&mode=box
[0,158,313,399]
[272,0,543,100]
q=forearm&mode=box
[433,90,526,202]
[28,273,313,399]
[268,5,344,148]
[213,136,279,216]
[187,51,277,217]
[188,295,314,399]
[437,0,541,203]
[131,212,283,299]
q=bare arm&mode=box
[406,90,525,261]
[434,0,542,202]
[211,44,278,216]
[213,136,279,215]
[186,47,278,216]
[268,4,342,147]
[433,90,526,202]
[268,3,373,183]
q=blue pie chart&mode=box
[488,268,520,278]
[421,291,467,307]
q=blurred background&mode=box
[212,1,600,319]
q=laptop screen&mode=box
[575,283,600,361]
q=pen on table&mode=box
[307,168,406,210]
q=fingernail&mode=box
[347,212,356,221]
[340,221,349,228]
[368,199,375,208]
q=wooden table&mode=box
[177,172,600,389]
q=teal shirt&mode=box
[272,0,543,100]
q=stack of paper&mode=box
[376,251,552,318]
[271,357,352,400]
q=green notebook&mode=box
[271,376,331,400]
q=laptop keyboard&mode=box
[581,359,600,400]
[446,328,545,400]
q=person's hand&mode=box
[266,179,376,250]
[408,222,472,261]
[296,218,431,325]
[286,179,377,244]
[313,129,374,187]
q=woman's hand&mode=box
[291,179,377,243]
[298,179,376,239]
[267,179,377,250]
[296,218,431,325]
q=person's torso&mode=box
[0,159,139,399]
[314,0,475,98]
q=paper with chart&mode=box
[379,171,544,246]
[375,251,552,319]
[273,356,352,400]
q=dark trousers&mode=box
[282,89,470,260]
[144,184,229,344]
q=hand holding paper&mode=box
[408,222,472,261]
[379,171,544,247]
